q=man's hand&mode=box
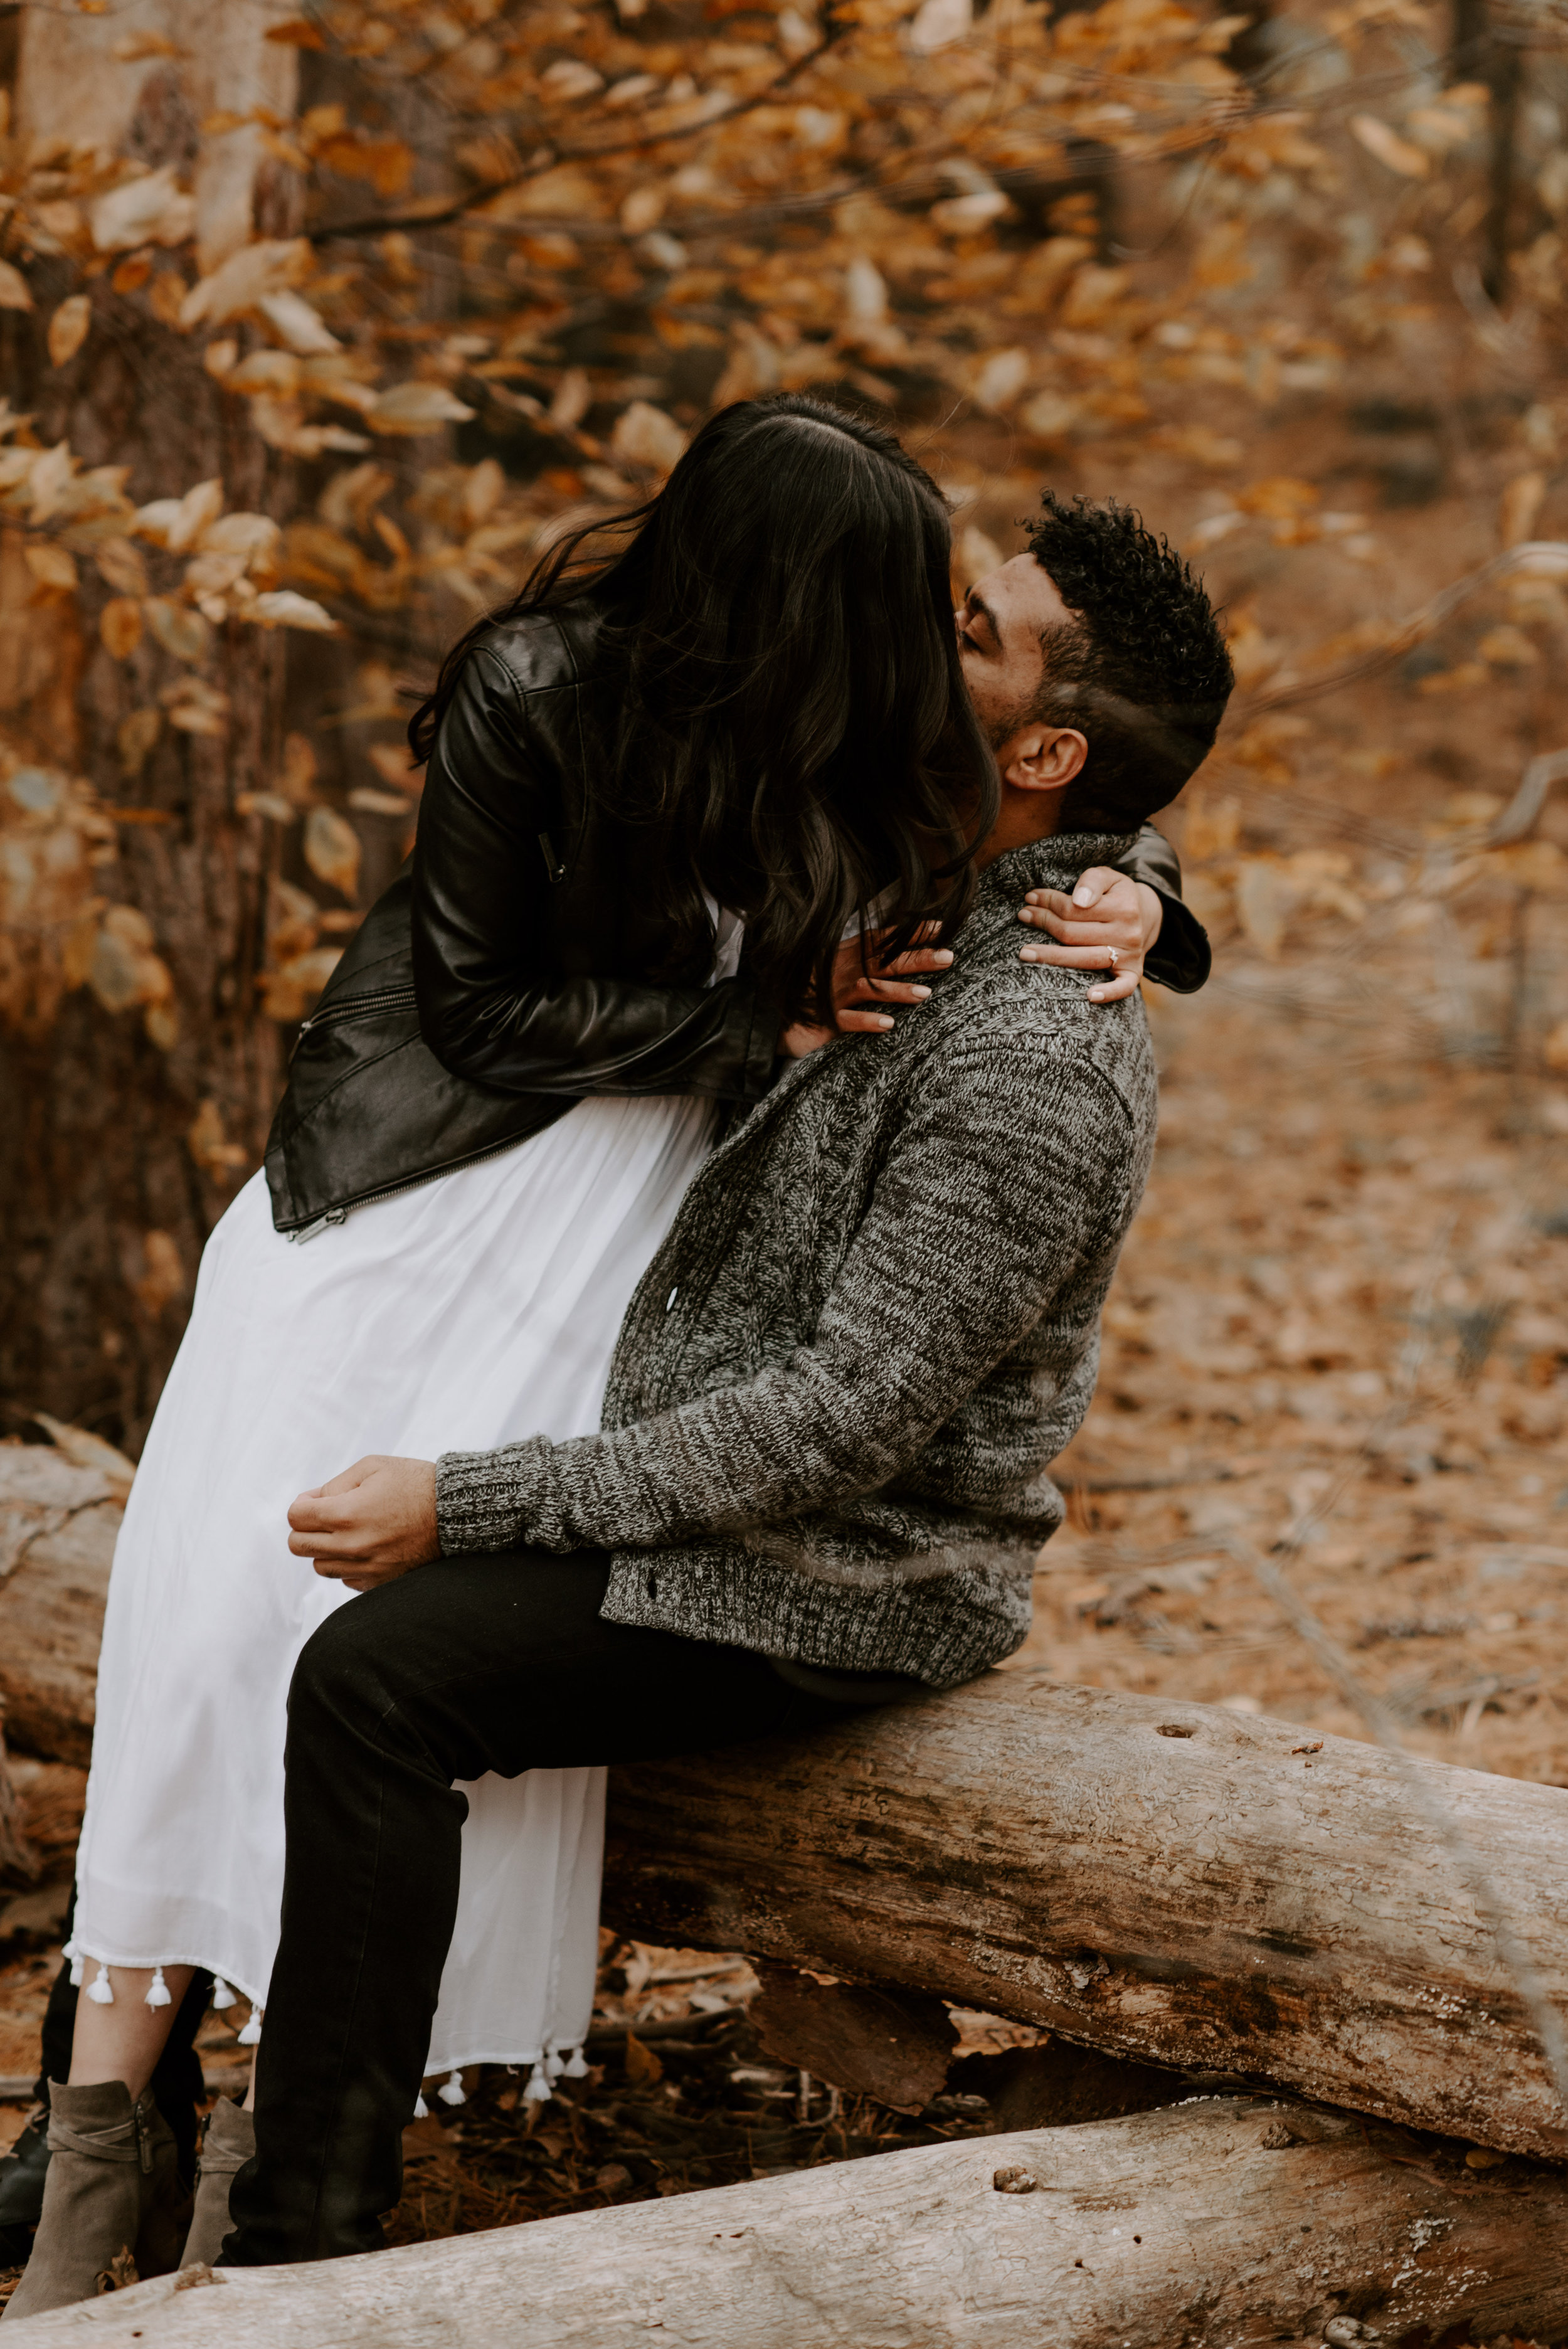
[1015,867,1163,1004]
[780,923,953,1059]
[288,1455,440,1593]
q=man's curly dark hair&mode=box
[1023,492,1233,829]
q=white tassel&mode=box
[523,2063,551,2104]
[65,1939,84,1988]
[211,1978,236,2011]
[561,2046,588,2079]
[237,2006,263,2045]
[144,1966,172,2009]
[544,2049,564,2080]
[86,1964,115,2007]
[437,2070,466,2108]
[413,2094,429,2120]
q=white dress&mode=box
[72,923,741,2095]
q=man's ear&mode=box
[997,724,1088,794]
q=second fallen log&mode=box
[603,1671,1568,2158]
[6,2096,1567,2349]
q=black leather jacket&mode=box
[264,600,1209,1236]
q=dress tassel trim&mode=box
[437,2071,467,2108]
[237,2005,263,2045]
[561,2046,588,2079]
[144,1966,172,2008]
[523,2063,551,2104]
[64,1939,84,1988]
[211,1978,236,2010]
[86,1964,114,2006]
[413,2094,429,2120]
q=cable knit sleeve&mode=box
[434,1026,1139,1555]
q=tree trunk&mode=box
[602,1671,1568,2160]
[8,2096,1568,2348]
[0,4,297,1455]
[1453,0,1523,304]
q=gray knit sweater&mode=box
[436,833,1158,1689]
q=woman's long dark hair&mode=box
[410,395,998,1027]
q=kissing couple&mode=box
[6,392,1231,2312]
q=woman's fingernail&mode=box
[1088,988,1105,1000]
[933,950,954,963]
[910,985,932,999]
[876,1014,895,1028]
[1020,947,1041,962]
[1074,888,1093,906]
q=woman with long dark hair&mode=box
[9,396,1195,2315]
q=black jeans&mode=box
[223,1549,845,2266]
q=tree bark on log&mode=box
[7,2097,1568,2349]
[0,1721,42,1890]
[602,1672,1568,2160]
[0,1447,121,1768]
[6,1444,1567,2160]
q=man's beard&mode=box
[980,691,1034,756]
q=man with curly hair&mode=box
[960,489,1235,883]
[208,494,1234,2269]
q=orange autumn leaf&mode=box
[99,597,144,659]
[304,805,363,901]
[47,294,91,367]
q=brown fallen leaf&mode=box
[95,2245,139,2294]
[624,2031,664,2087]
[48,294,91,368]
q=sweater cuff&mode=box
[435,1439,548,1554]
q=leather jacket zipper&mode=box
[295,982,418,1040]
[287,1132,534,1243]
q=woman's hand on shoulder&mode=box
[288,1455,440,1591]
[1016,866,1163,1004]
[779,924,953,1059]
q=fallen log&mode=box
[0,1445,122,1769]
[6,2096,1567,2348]
[0,1722,41,1890]
[750,1964,956,2113]
[603,1673,1568,2159]
[5,1441,1567,2158]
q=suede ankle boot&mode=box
[1,2081,183,2321]
[179,2098,255,2269]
